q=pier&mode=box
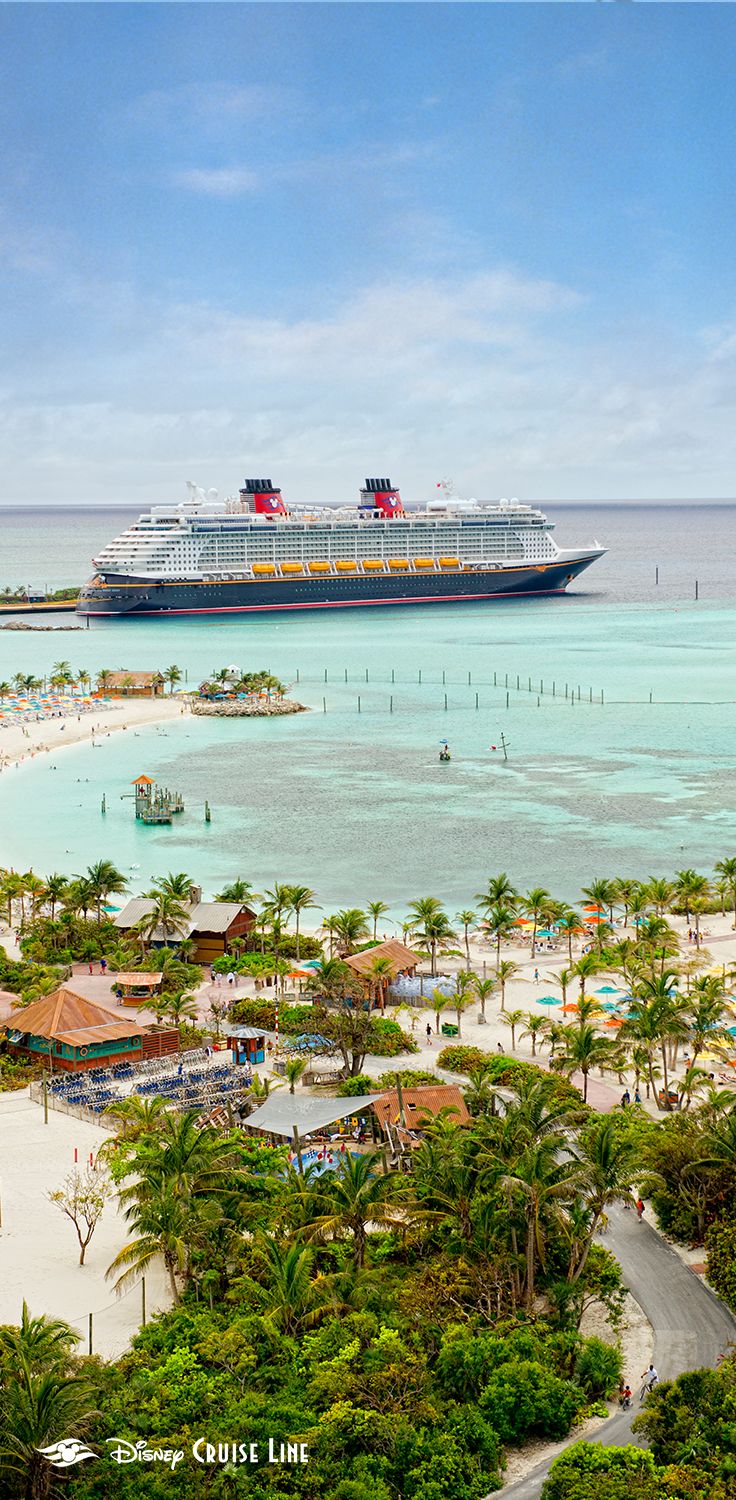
[132,774,184,825]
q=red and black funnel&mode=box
[359,477,404,516]
[239,479,287,516]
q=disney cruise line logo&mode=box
[35,1440,97,1468]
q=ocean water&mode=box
[1,503,735,914]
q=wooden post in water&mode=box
[500,732,509,762]
[344,668,348,683]
[418,669,422,684]
[101,795,106,815]
[506,691,509,708]
[324,668,328,682]
[468,671,471,686]
[695,579,699,600]
[322,697,326,713]
[391,668,395,683]
[442,669,446,685]
[358,696,361,713]
[656,565,659,585]
[475,692,479,709]
[365,668,369,683]
[296,668,300,683]
[390,696,393,713]
[444,693,448,710]
[204,801,211,823]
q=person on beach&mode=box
[636,1197,645,1222]
[426,1023,432,1044]
[100,957,107,975]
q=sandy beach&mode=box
[0,695,188,771]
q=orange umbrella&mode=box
[605,1017,623,1028]
[561,1003,579,1013]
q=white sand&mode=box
[0,1089,170,1358]
[0,695,188,771]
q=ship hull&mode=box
[76,554,600,617]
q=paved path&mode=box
[498,1204,736,1498]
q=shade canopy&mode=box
[242,1094,377,1138]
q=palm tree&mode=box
[473,976,496,1023]
[366,900,389,941]
[519,1013,550,1057]
[572,952,599,1001]
[0,1305,97,1500]
[501,1008,525,1051]
[102,1093,171,1141]
[551,1022,620,1103]
[136,891,191,949]
[483,902,517,965]
[715,857,736,929]
[554,906,582,965]
[523,887,552,958]
[152,871,197,902]
[214,878,259,906]
[502,1137,583,1310]
[645,877,675,917]
[304,1150,407,1269]
[674,869,710,925]
[569,1116,637,1280]
[163,664,182,694]
[330,907,369,955]
[495,958,518,1013]
[287,884,319,961]
[366,954,393,1012]
[161,992,199,1028]
[613,878,640,927]
[455,910,477,968]
[96,668,113,694]
[431,986,449,1035]
[284,1057,307,1095]
[106,1179,193,1302]
[83,859,127,924]
[475,873,518,915]
[408,898,456,977]
[452,970,476,1038]
[687,976,734,1068]
[622,970,688,1108]
[259,1238,330,1335]
[581,878,617,923]
[42,873,68,921]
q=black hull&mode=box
[76,556,600,618]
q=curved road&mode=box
[498,1204,736,1498]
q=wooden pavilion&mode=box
[4,986,178,1072]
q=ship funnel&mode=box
[239,478,287,516]
[359,477,404,516]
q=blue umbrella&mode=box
[537,995,561,1006]
[596,985,621,994]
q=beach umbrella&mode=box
[537,995,561,1006]
[561,1003,579,1013]
[596,985,621,994]
[583,903,604,912]
[602,1002,621,1012]
[535,929,555,938]
[605,1018,623,1028]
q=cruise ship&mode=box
[76,478,606,617]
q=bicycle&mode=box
[639,1377,658,1404]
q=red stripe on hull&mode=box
[84,588,567,618]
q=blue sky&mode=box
[1,3,736,504]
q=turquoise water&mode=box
[2,503,736,912]
[2,590,735,915]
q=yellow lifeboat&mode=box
[362,559,385,572]
[252,563,276,575]
[413,557,435,570]
[388,558,409,571]
[308,561,331,574]
[281,562,303,575]
[335,560,357,572]
[439,557,460,569]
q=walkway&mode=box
[498,1203,736,1498]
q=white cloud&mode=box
[2,263,736,503]
[170,166,259,196]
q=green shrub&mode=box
[377,1069,438,1089]
[437,1045,490,1075]
[337,1075,375,1096]
[479,1358,583,1443]
[541,1443,661,1500]
[574,1337,622,1398]
[705,1216,736,1311]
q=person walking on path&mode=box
[636,1197,645,1222]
